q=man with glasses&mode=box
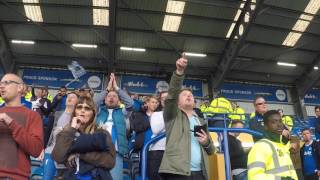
[249,96,268,141]
[0,73,43,179]
[309,106,320,140]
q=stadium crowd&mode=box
[0,55,320,180]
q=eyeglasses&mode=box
[0,80,21,86]
[255,102,266,106]
[76,104,93,111]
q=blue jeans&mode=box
[43,153,57,180]
[233,170,247,180]
[111,153,123,180]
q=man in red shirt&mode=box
[0,73,43,180]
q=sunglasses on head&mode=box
[76,104,93,111]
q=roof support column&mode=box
[291,87,308,120]
[211,0,265,94]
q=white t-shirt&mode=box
[149,111,166,151]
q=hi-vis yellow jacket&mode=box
[248,138,298,180]
[229,107,246,121]
[200,97,232,116]
[282,116,293,131]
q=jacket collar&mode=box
[264,131,289,145]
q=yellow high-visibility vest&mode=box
[229,107,246,121]
[248,138,298,180]
[282,116,293,131]
[203,97,233,116]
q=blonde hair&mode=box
[72,96,97,134]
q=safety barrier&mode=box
[140,128,263,180]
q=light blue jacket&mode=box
[95,89,133,155]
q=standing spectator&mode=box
[249,96,268,141]
[130,96,159,151]
[229,101,246,122]
[309,106,320,140]
[148,91,168,180]
[96,73,134,180]
[31,87,51,119]
[300,128,320,180]
[278,109,293,132]
[159,55,215,180]
[0,73,43,179]
[201,96,233,127]
[247,110,297,180]
[42,92,79,180]
[51,86,67,113]
[21,83,32,109]
[228,121,247,180]
[52,96,115,179]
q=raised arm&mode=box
[163,55,188,123]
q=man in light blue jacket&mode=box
[95,73,133,180]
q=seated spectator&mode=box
[148,91,168,180]
[130,96,159,151]
[247,110,298,180]
[159,55,214,180]
[228,121,247,180]
[300,128,320,180]
[52,96,115,179]
[278,109,293,132]
[309,106,320,140]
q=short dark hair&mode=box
[315,106,320,112]
[60,86,67,90]
[263,110,280,124]
[301,127,311,133]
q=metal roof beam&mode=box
[211,0,265,91]
[296,53,320,97]
[108,0,117,72]
[0,24,14,73]
[1,20,319,54]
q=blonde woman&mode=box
[52,96,115,180]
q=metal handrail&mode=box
[141,128,263,180]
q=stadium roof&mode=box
[0,0,320,95]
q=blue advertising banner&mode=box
[304,89,320,104]
[22,68,104,90]
[183,79,203,97]
[220,83,288,103]
[120,75,203,97]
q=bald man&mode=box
[0,73,43,179]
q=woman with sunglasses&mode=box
[52,96,115,180]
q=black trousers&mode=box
[147,150,164,180]
[304,173,319,180]
[160,171,206,180]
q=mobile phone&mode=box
[194,124,207,137]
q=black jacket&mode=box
[300,140,320,176]
[130,111,150,151]
[227,134,247,170]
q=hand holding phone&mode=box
[194,124,207,137]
